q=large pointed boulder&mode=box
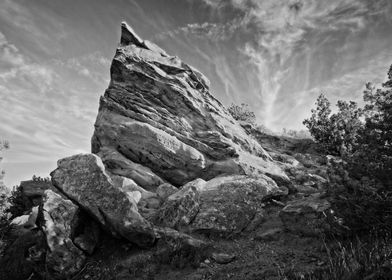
[41,190,85,279]
[50,153,155,247]
[91,22,288,189]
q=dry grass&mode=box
[277,233,392,280]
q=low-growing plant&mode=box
[228,103,256,124]
[278,234,392,280]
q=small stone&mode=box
[254,228,283,241]
[211,253,235,264]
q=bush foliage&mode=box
[228,103,256,124]
[304,64,392,233]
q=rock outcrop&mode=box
[91,21,287,189]
[156,175,286,236]
[50,153,155,247]
[41,190,85,279]
[279,194,331,236]
[2,22,336,280]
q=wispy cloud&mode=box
[185,0,392,128]
[0,31,107,170]
[0,0,66,55]
[52,52,111,84]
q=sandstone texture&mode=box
[41,190,85,279]
[91,21,287,189]
[50,153,155,247]
[1,22,337,280]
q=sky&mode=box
[0,0,392,188]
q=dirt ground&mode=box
[70,203,329,280]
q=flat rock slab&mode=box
[280,194,331,236]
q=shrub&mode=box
[228,103,256,124]
[281,128,311,139]
[7,185,28,219]
[326,160,392,234]
[351,79,392,186]
[303,94,363,156]
[278,233,392,280]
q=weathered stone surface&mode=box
[156,175,284,236]
[211,252,236,264]
[9,206,39,237]
[154,179,205,229]
[72,210,101,255]
[91,21,287,187]
[97,147,164,191]
[16,180,56,210]
[153,227,211,268]
[189,175,285,236]
[156,183,178,200]
[42,190,85,279]
[50,153,155,247]
[279,194,331,236]
[254,228,283,241]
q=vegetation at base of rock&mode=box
[278,233,392,280]
[2,22,392,280]
[303,94,363,156]
[281,128,311,139]
[228,103,256,124]
[303,64,392,233]
[0,140,10,217]
[6,185,26,218]
[300,65,392,279]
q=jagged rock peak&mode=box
[92,22,288,188]
[120,21,168,56]
[120,21,144,47]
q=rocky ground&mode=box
[0,22,336,280]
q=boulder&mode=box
[50,153,155,247]
[189,175,286,236]
[9,206,39,237]
[97,147,164,191]
[42,190,85,279]
[279,194,331,236]
[156,175,285,237]
[111,175,161,221]
[154,179,205,229]
[211,252,236,264]
[16,180,55,210]
[153,227,211,268]
[156,183,178,200]
[91,21,287,187]
[111,175,160,208]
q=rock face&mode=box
[5,22,335,279]
[42,190,85,279]
[17,180,56,210]
[190,175,286,236]
[50,153,155,247]
[91,21,287,189]
[156,175,286,236]
[279,194,331,236]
